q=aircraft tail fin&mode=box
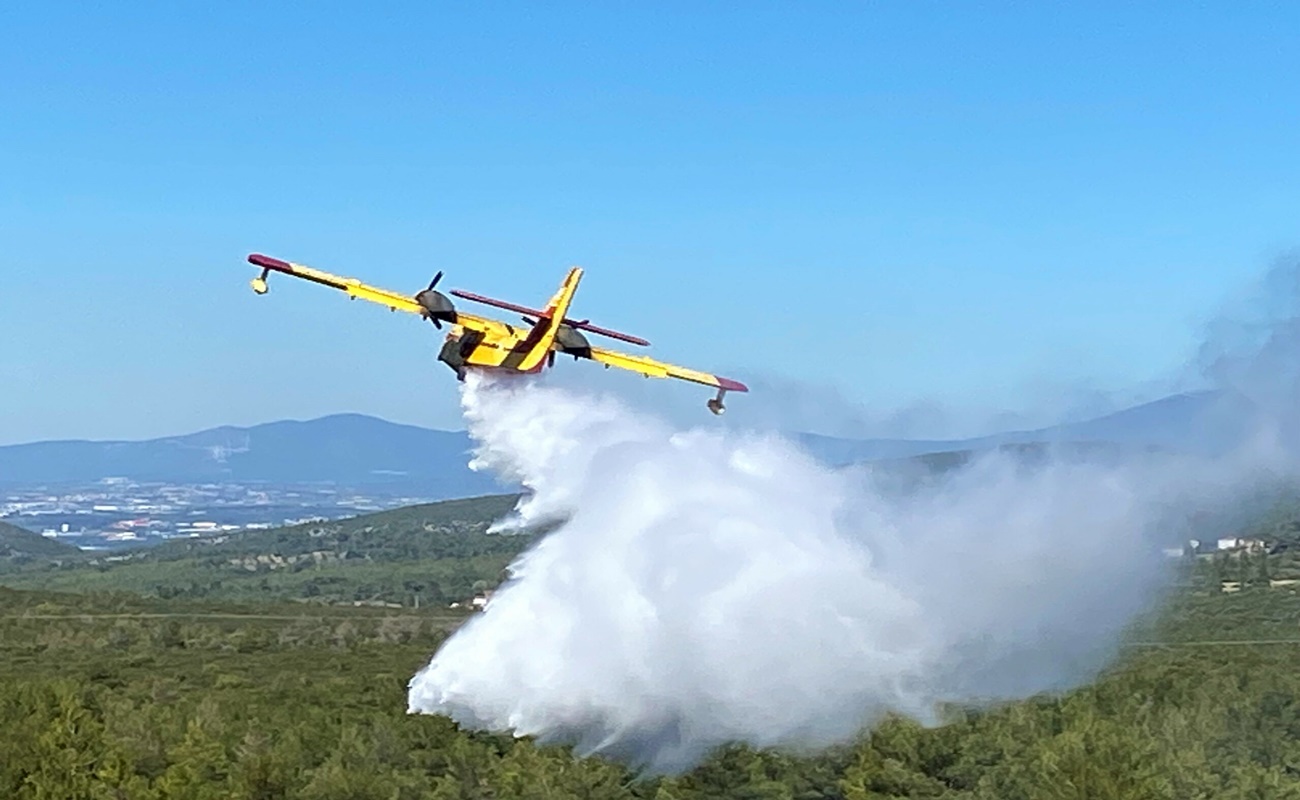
[516,267,583,371]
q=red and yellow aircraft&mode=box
[246,254,748,414]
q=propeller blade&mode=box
[427,271,443,291]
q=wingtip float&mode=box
[245,253,748,415]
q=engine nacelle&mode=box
[555,325,592,357]
[416,289,457,325]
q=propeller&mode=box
[419,271,447,328]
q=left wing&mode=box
[247,253,510,336]
[584,345,748,393]
[248,254,425,314]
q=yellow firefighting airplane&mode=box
[246,254,748,414]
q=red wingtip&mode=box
[248,253,293,271]
[718,377,749,393]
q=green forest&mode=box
[0,495,539,608]
[5,494,1300,797]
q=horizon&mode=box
[4,5,1296,444]
[0,387,1225,449]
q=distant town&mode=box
[1,478,443,550]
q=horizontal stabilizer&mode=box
[450,289,650,346]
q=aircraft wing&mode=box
[249,254,427,314]
[584,345,748,393]
[247,254,506,334]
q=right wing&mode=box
[584,345,749,393]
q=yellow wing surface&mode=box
[584,346,748,393]
[246,253,509,336]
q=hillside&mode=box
[0,413,511,496]
[144,493,529,562]
[0,493,538,607]
[0,520,80,561]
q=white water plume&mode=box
[408,372,1194,773]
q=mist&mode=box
[1195,253,1300,459]
[406,374,1201,773]
[406,254,1300,774]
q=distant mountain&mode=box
[0,414,508,497]
[0,390,1261,490]
[974,390,1258,452]
[796,390,1260,467]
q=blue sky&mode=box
[1,3,1296,444]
